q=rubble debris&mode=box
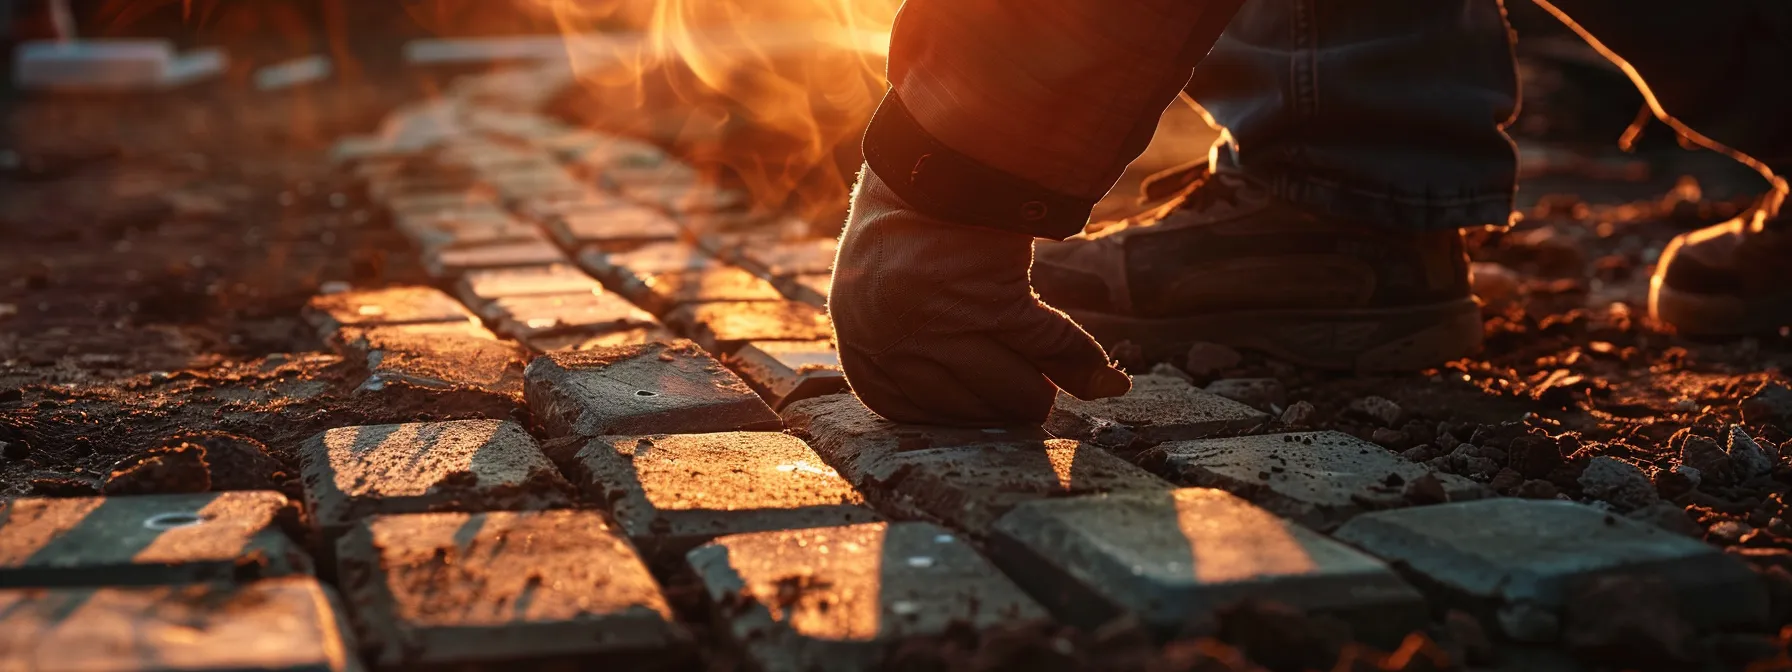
[1578,456,1659,511]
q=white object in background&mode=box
[253,54,332,91]
[402,34,603,65]
[13,40,228,90]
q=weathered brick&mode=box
[525,340,782,438]
[1046,374,1268,443]
[337,510,684,668]
[618,182,746,213]
[481,291,659,342]
[526,326,681,353]
[560,135,672,176]
[402,214,547,253]
[303,286,476,339]
[560,432,879,560]
[774,273,831,307]
[578,241,716,288]
[688,521,1048,672]
[516,192,630,223]
[726,340,847,410]
[1157,431,1489,530]
[371,174,485,203]
[545,207,683,250]
[0,491,309,587]
[601,159,701,189]
[783,394,1169,533]
[383,192,502,218]
[338,322,528,402]
[989,489,1427,642]
[1334,498,1769,642]
[619,267,787,316]
[0,577,359,671]
[455,263,605,309]
[298,419,574,538]
[667,301,832,355]
[425,240,569,278]
[14,40,225,91]
[734,238,838,278]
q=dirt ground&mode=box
[4,41,1792,670]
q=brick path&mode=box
[0,62,1769,671]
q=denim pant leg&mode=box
[1188,0,1521,231]
[1534,0,1792,176]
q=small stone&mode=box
[1741,383,1792,427]
[338,510,685,668]
[726,340,848,410]
[665,301,833,355]
[298,419,574,538]
[1626,501,1703,538]
[1679,433,1737,485]
[161,431,285,491]
[1507,433,1565,479]
[1727,425,1776,479]
[1279,400,1317,426]
[1158,431,1486,530]
[989,488,1427,642]
[1346,396,1403,427]
[1708,520,1753,544]
[1514,479,1558,500]
[1046,374,1267,444]
[1489,468,1524,493]
[1404,472,1449,505]
[1336,499,1768,642]
[0,578,357,671]
[1184,342,1241,377]
[1578,457,1659,511]
[558,432,880,560]
[525,340,782,439]
[1203,378,1285,411]
[1369,428,1411,451]
[0,491,310,586]
[688,522,1047,672]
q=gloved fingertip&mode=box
[1077,366,1132,400]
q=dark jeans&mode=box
[876,0,1792,237]
[1192,0,1792,231]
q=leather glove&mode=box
[829,166,1132,426]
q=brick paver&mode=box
[726,340,848,410]
[618,266,787,316]
[424,240,568,278]
[544,206,683,250]
[1158,431,1489,530]
[1046,374,1268,443]
[0,491,309,587]
[303,286,478,340]
[480,291,659,342]
[0,577,360,671]
[689,521,1048,672]
[559,432,880,559]
[337,510,685,668]
[525,340,782,438]
[299,419,574,538]
[455,263,606,309]
[785,394,1169,533]
[666,300,832,355]
[989,488,1427,643]
[1334,498,1769,642]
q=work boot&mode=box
[1032,168,1484,371]
[1650,201,1792,336]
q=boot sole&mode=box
[1650,279,1792,336]
[1066,298,1484,372]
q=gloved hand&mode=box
[829,167,1132,426]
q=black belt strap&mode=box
[861,91,1094,240]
